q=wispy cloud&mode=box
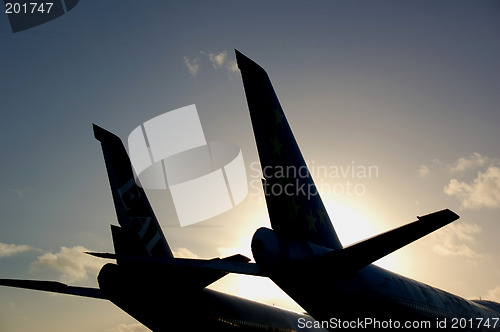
[9,187,35,198]
[431,222,482,258]
[419,153,500,209]
[418,153,490,177]
[416,158,442,178]
[226,59,238,73]
[206,51,227,68]
[417,165,430,178]
[172,247,199,258]
[183,50,238,77]
[205,51,238,73]
[450,152,488,174]
[0,242,38,258]
[108,323,150,332]
[31,246,104,283]
[444,165,500,209]
[486,286,500,302]
[183,56,200,77]
[9,188,25,198]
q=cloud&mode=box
[486,286,500,302]
[431,222,482,258]
[416,158,443,177]
[172,247,199,258]
[0,242,38,258]
[183,56,200,77]
[108,323,150,332]
[418,153,489,177]
[444,165,500,209]
[31,246,104,283]
[9,188,25,198]
[417,165,430,178]
[184,50,238,77]
[226,59,238,73]
[207,51,227,68]
[9,187,34,198]
[450,152,488,174]
[419,153,500,209]
[205,51,238,73]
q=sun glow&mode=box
[323,197,399,272]
[208,204,302,312]
[208,196,406,311]
[323,198,380,245]
[209,274,304,312]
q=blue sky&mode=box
[1,1,500,331]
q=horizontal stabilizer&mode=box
[87,252,264,277]
[0,279,104,299]
[313,209,459,273]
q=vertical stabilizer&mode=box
[236,50,342,250]
[93,124,173,258]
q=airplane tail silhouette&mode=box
[92,124,263,330]
[93,124,173,259]
[236,50,343,251]
[92,124,255,291]
[236,50,459,273]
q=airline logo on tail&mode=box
[127,104,248,227]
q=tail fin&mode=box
[93,124,173,258]
[236,50,342,250]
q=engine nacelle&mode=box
[251,227,332,270]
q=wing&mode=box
[0,279,104,299]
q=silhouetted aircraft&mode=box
[1,50,500,331]
[234,50,500,331]
[0,123,321,331]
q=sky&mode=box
[1,1,500,331]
